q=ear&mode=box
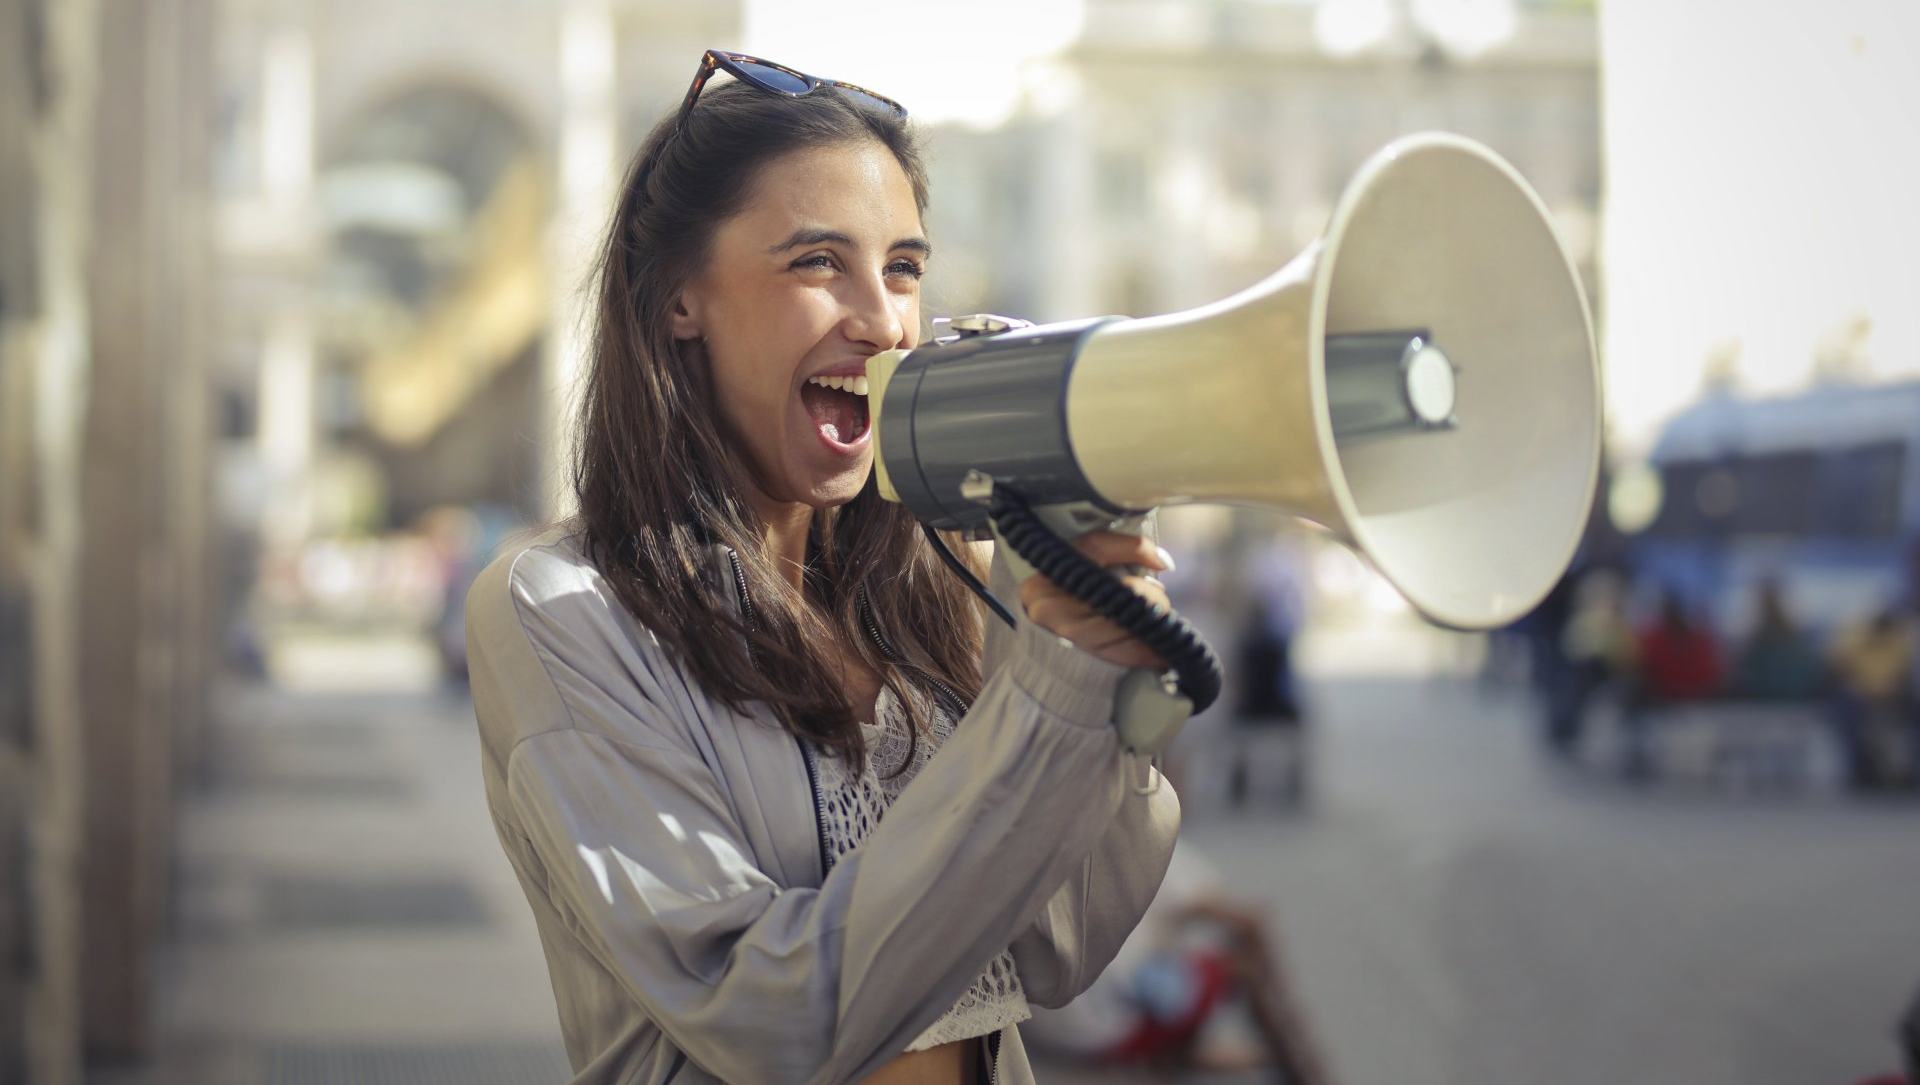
[669,291,703,340]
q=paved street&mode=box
[1178,674,1920,1085]
[96,625,1920,1085]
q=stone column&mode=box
[542,0,619,521]
[75,0,215,1061]
[77,0,163,1056]
[0,0,43,1068]
[2,0,105,1078]
[254,15,318,551]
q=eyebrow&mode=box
[769,228,933,259]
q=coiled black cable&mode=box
[987,483,1223,713]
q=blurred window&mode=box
[1730,451,1815,536]
[1815,441,1905,540]
[1647,460,1714,539]
[1648,442,1906,542]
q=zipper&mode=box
[857,585,972,720]
[726,546,834,878]
[985,1029,1000,1085]
[725,546,761,672]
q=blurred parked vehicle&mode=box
[1565,380,1920,789]
[1627,379,1920,640]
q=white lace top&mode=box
[812,683,1032,1052]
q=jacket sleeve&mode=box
[978,547,1183,1007]
[1006,759,1180,1007]
[472,544,1163,1085]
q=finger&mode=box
[1022,591,1110,636]
[1069,531,1173,572]
[1022,588,1158,637]
[1119,575,1172,613]
[1020,570,1171,617]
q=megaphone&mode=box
[866,133,1600,749]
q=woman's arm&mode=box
[1006,762,1180,1006]
[978,543,1184,1006]
[471,542,1145,1085]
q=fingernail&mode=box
[1154,547,1177,573]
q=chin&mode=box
[807,479,868,510]
[803,461,875,510]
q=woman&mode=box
[465,51,1182,1085]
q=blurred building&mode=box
[1,0,1600,1078]
[2,0,219,1078]
[924,0,1599,323]
[914,0,1601,629]
[212,0,741,552]
[2,1,742,1080]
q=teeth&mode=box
[806,374,868,395]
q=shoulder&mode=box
[468,525,606,617]
[465,525,708,754]
[467,525,679,656]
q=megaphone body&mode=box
[868,132,1601,636]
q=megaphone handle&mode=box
[986,488,1224,755]
[989,502,1143,584]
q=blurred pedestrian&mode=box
[1549,567,1636,755]
[417,505,484,685]
[1828,606,1917,789]
[1634,589,1724,703]
[1730,579,1823,701]
[1023,844,1337,1085]
[1527,568,1579,703]
[1853,981,1920,1085]
[1226,540,1309,805]
[1620,589,1724,778]
[1904,982,1920,1083]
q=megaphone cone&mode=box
[871,133,1600,632]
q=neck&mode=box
[755,497,814,592]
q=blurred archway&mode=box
[314,84,549,532]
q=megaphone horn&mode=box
[869,132,1601,636]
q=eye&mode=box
[791,253,837,273]
[885,258,925,281]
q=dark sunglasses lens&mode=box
[836,86,904,117]
[740,62,810,94]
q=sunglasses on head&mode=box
[674,49,908,134]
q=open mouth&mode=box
[801,374,870,447]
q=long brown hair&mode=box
[571,79,983,767]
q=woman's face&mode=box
[674,138,926,515]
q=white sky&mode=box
[744,1,1920,457]
[742,0,1086,128]
[1601,0,1920,453]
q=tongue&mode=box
[800,383,866,445]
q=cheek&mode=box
[896,295,922,346]
[710,350,789,435]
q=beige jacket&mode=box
[466,528,1180,1084]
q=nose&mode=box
[839,269,908,351]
